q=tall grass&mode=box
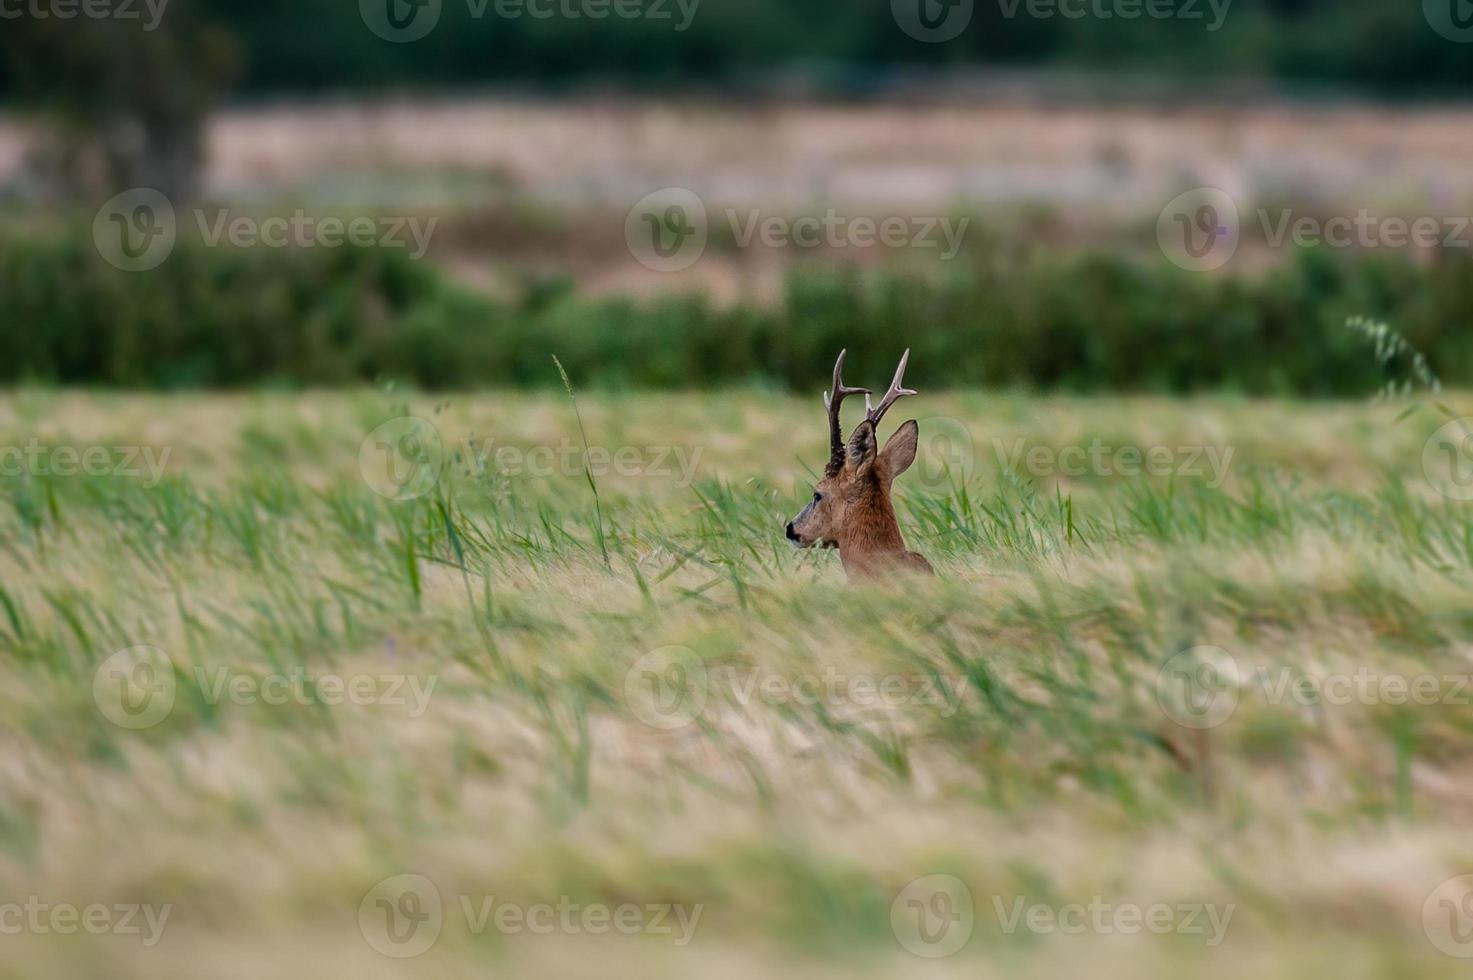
[0,390,1470,976]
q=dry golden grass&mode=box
[1,389,1472,978]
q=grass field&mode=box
[2,387,1473,978]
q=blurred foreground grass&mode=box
[1,388,1473,978]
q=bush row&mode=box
[3,231,1469,394]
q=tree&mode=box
[0,0,238,206]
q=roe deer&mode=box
[785,349,933,578]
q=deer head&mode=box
[785,349,933,578]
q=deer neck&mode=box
[836,490,909,575]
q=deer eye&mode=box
[812,492,823,503]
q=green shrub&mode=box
[2,229,1469,394]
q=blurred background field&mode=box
[4,3,1473,393]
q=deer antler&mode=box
[824,349,870,475]
[864,348,917,428]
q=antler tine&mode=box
[864,348,917,428]
[824,348,870,475]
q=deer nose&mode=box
[785,522,799,542]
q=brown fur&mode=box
[788,418,933,578]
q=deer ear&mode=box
[846,420,879,478]
[881,420,919,481]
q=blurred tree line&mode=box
[2,229,1469,394]
[0,0,1468,102]
[165,0,1473,93]
[0,0,1464,203]
[0,1,236,204]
